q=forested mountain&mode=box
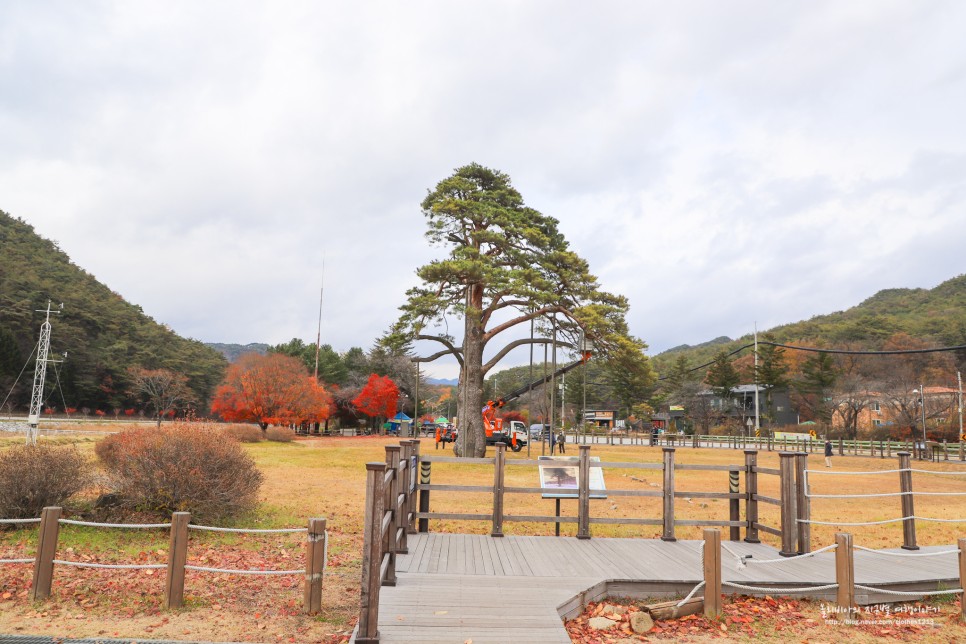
[206,342,269,362]
[0,210,227,413]
[651,275,966,377]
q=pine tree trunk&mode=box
[460,284,487,457]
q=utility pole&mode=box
[313,256,325,381]
[753,324,760,435]
[958,371,963,441]
[559,371,566,436]
[27,301,62,445]
[919,384,927,457]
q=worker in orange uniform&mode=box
[435,425,441,449]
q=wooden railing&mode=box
[416,443,781,543]
[355,440,966,641]
[0,509,327,613]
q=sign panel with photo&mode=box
[538,455,606,499]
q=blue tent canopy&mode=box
[391,412,411,422]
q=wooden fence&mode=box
[354,440,966,641]
[0,509,327,613]
[570,431,965,461]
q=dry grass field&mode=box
[1,429,964,643]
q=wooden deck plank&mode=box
[356,535,962,643]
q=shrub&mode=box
[222,423,265,443]
[0,444,93,519]
[265,426,296,443]
[96,423,263,523]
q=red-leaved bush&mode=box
[95,423,263,523]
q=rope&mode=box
[184,565,305,575]
[804,469,908,475]
[723,581,839,594]
[800,516,913,526]
[676,581,705,607]
[53,559,166,570]
[0,518,41,524]
[854,546,960,557]
[806,492,909,499]
[802,515,966,525]
[0,558,32,564]
[908,469,966,475]
[59,519,171,529]
[187,525,307,534]
[854,584,964,597]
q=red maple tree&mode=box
[211,353,333,431]
[353,374,399,425]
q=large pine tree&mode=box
[390,164,642,456]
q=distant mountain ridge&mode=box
[652,274,966,374]
[206,342,270,362]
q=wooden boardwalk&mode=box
[358,533,960,643]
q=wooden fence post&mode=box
[577,445,591,539]
[897,452,918,550]
[838,438,843,456]
[778,452,798,556]
[795,452,810,554]
[30,506,62,601]
[358,462,386,644]
[662,447,676,542]
[396,443,410,554]
[743,450,760,543]
[406,440,420,534]
[384,446,401,584]
[418,455,431,534]
[703,529,721,618]
[491,443,506,537]
[834,532,854,618]
[728,469,740,541]
[958,537,966,624]
[303,517,326,615]
[164,511,190,609]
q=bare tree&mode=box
[128,367,192,428]
[832,373,874,439]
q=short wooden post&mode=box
[358,463,386,644]
[728,469,740,541]
[303,518,326,615]
[164,511,190,609]
[405,440,419,534]
[703,529,721,618]
[383,446,400,584]
[491,443,506,537]
[30,506,62,601]
[577,445,591,539]
[959,441,964,461]
[897,452,918,550]
[418,456,431,533]
[838,438,843,456]
[944,440,949,461]
[880,441,885,458]
[662,447,676,541]
[778,452,798,556]
[743,450,760,543]
[834,532,854,618]
[888,441,892,458]
[795,452,810,554]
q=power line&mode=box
[657,341,966,381]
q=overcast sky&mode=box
[2,1,965,380]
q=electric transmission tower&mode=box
[26,300,62,444]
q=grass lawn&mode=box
[1,429,964,643]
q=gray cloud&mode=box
[1,1,965,379]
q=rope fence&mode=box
[2,506,329,615]
[59,519,171,529]
[187,524,307,534]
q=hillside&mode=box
[0,210,227,413]
[651,274,966,377]
[206,342,270,362]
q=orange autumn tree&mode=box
[352,374,399,432]
[211,353,333,431]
